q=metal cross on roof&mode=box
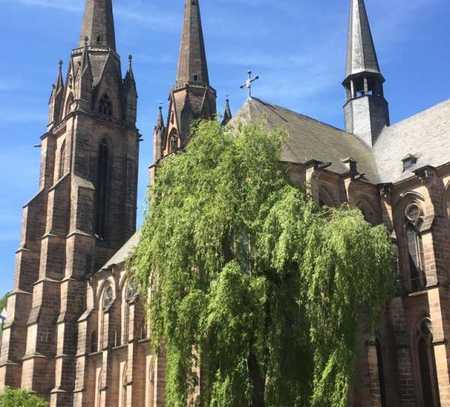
[240,70,259,99]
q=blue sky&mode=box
[0,0,449,295]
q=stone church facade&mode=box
[1,0,450,406]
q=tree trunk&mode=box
[248,351,265,407]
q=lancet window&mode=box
[417,319,440,407]
[95,140,109,239]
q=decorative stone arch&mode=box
[120,362,128,407]
[412,317,440,407]
[96,277,116,350]
[394,192,430,292]
[65,92,74,117]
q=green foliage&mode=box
[0,387,48,407]
[132,121,394,407]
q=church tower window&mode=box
[58,140,66,179]
[90,330,98,353]
[99,94,113,117]
[417,319,440,407]
[95,140,109,239]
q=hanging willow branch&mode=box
[131,121,394,407]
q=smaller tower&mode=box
[221,97,232,126]
[343,0,389,145]
[123,55,138,126]
[161,0,216,157]
[48,61,64,127]
[153,105,165,163]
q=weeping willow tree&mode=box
[131,121,393,407]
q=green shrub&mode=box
[0,387,48,407]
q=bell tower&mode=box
[154,0,216,162]
[0,0,139,404]
[343,0,389,146]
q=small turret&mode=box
[221,97,232,126]
[48,60,65,127]
[76,38,93,111]
[123,55,138,126]
[153,105,165,162]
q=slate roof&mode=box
[373,99,450,182]
[232,97,380,182]
[101,98,450,270]
[100,231,141,270]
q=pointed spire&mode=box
[56,60,64,90]
[221,97,232,126]
[156,104,165,130]
[176,0,209,87]
[124,55,135,85]
[345,0,382,80]
[79,0,116,51]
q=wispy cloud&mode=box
[11,0,82,12]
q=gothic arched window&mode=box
[417,319,440,407]
[58,140,66,179]
[90,330,98,353]
[98,94,113,117]
[95,140,109,239]
[405,203,426,291]
[65,93,74,116]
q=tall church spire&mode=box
[345,0,382,79]
[343,0,389,145]
[79,0,116,50]
[176,0,209,88]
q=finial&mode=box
[128,54,133,69]
[58,60,63,70]
[84,36,89,48]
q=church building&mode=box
[1,0,450,406]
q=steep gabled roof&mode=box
[233,98,380,183]
[373,99,450,182]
